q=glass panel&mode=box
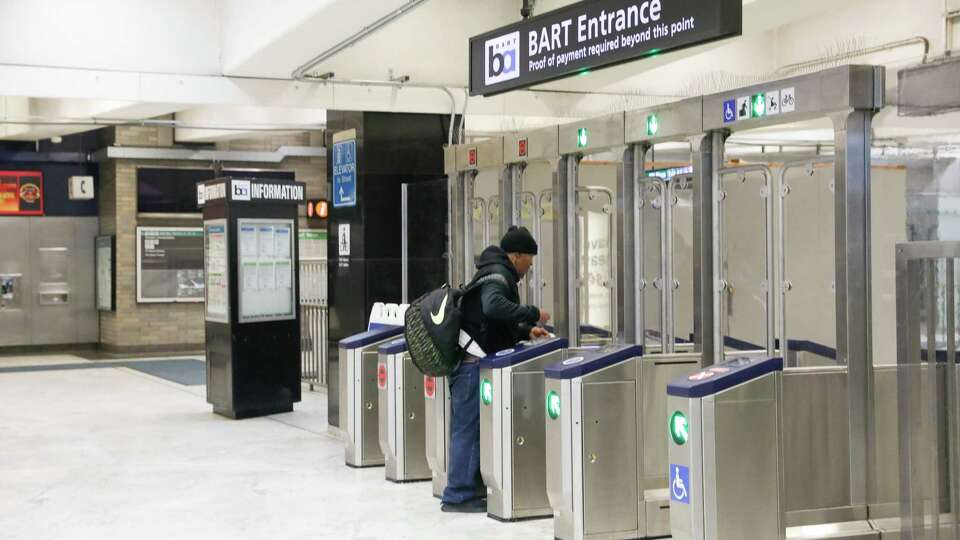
[641,179,664,349]
[577,161,618,342]
[720,170,769,352]
[672,175,695,346]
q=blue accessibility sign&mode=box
[333,139,357,208]
[722,99,736,124]
[670,464,690,504]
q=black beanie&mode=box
[500,226,538,255]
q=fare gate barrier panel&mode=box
[338,324,405,467]
[544,347,705,540]
[545,344,645,539]
[479,337,568,521]
[424,373,450,498]
[667,356,786,540]
[377,338,430,483]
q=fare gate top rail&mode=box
[478,336,568,369]
[379,337,408,355]
[543,343,642,379]
[339,325,404,349]
[667,355,783,398]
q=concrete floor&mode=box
[0,355,553,540]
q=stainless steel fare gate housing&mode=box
[545,345,700,539]
[667,356,785,540]
[479,337,568,521]
[424,372,451,498]
[338,325,404,468]
[377,338,431,482]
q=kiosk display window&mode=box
[238,218,295,323]
[204,220,229,323]
[95,235,115,311]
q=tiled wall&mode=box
[98,126,326,352]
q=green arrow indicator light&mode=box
[480,378,493,405]
[577,128,589,148]
[670,411,689,445]
[752,93,766,118]
[647,113,660,137]
[546,391,561,419]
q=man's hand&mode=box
[529,326,551,340]
[538,310,551,324]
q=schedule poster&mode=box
[238,219,295,323]
[137,227,204,303]
[204,221,229,323]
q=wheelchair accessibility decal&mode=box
[670,464,690,505]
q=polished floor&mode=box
[0,354,552,540]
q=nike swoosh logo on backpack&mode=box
[431,293,449,325]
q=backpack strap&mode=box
[462,272,508,295]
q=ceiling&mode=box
[0,0,952,145]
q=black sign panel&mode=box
[469,0,742,96]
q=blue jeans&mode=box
[441,359,485,504]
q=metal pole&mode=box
[463,172,477,282]
[618,144,642,344]
[401,183,409,303]
[831,109,876,508]
[691,132,721,367]
[555,155,581,346]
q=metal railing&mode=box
[896,240,960,539]
[300,259,328,390]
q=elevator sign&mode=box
[469,0,741,96]
[333,138,357,208]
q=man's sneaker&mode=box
[441,498,487,513]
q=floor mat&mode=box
[122,359,206,386]
[0,359,206,386]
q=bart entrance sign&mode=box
[469,0,742,96]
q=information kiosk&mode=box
[199,176,305,419]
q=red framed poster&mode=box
[0,171,43,216]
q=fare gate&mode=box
[424,373,451,498]
[667,356,786,540]
[377,338,430,483]
[339,324,405,468]
[545,344,647,539]
[479,337,568,521]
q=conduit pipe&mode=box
[289,0,467,144]
[774,36,930,77]
[0,117,326,132]
[290,0,429,80]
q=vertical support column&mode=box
[831,109,876,507]
[555,154,580,346]
[618,144,647,344]
[691,132,722,367]
[463,171,477,282]
[500,164,521,232]
[896,252,924,538]
[401,183,409,303]
[448,172,467,287]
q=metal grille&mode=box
[300,259,328,390]
[896,241,960,539]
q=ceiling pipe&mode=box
[290,0,429,80]
[774,36,930,77]
[0,117,326,132]
[290,0,466,145]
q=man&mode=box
[441,226,550,513]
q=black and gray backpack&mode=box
[404,274,506,376]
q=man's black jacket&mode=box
[461,246,541,355]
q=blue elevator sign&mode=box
[332,139,357,208]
